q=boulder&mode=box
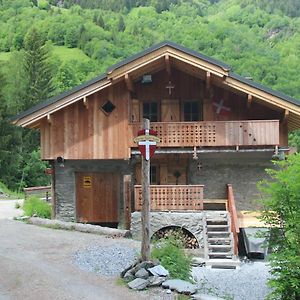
[128,278,149,290]
[162,279,197,295]
[135,268,149,279]
[148,276,166,287]
[148,265,169,277]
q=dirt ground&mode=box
[0,219,171,300]
[0,199,23,220]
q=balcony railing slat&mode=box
[134,185,204,211]
[129,120,279,148]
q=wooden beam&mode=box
[165,54,171,76]
[206,71,211,90]
[141,118,151,261]
[83,96,88,109]
[47,114,52,124]
[247,94,253,109]
[125,73,134,93]
[123,175,132,230]
[282,109,289,123]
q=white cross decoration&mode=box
[166,81,175,95]
[138,129,157,161]
[213,99,231,114]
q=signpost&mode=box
[134,118,159,260]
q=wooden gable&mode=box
[11,41,300,160]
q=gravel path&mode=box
[74,245,138,277]
[192,261,272,300]
[0,199,23,219]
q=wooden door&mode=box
[76,172,119,224]
[161,99,180,122]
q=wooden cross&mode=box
[166,81,175,95]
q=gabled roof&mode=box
[11,41,300,130]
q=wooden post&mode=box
[123,175,132,230]
[141,118,151,261]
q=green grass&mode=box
[0,182,23,199]
[0,51,11,62]
[0,46,91,64]
[23,196,51,218]
[151,235,192,281]
[52,46,91,62]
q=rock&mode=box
[192,294,225,300]
[166,289,172,294]
[140,260,156,269]
[120,258,141,278]
[135,268,149,279]
[148,276,166,287]
[148,265,169,277]
[123,270,135,282]
[162,279,197,295]
[128,278,149,290]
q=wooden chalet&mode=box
[12,41,300,257]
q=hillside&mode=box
[0,0,300,190]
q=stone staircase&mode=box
[200,211,240,269]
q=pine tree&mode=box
[23,27,54,110]
[118,16,126,32]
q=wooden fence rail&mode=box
[24,186,52,202]
[130,120,279,148]
[227,184,239,255]
[134,185,204,211]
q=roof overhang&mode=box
[11,41,300,131]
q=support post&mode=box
[123,175,132,230]
[141,118,151,261]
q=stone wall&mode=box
[187,152,274,210]
[54,160,133,224]
[131,211,228,250]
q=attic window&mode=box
[101,100,115,115]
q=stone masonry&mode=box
[54,159,133,224]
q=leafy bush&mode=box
[23,196,52,219]
[151,235,192,281]
[258,154,300,300]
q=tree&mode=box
[118,16,125,32]
[23,27,54,110]
[258,155,300,300]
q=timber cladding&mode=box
[76,172,119,223]
[40,81,130,160]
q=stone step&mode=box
[208,253,233,259]
[207,231,231,238]
[208,244,232,249]
[206,219,228,224]
[208,237,232,242]
[205,258,241,269]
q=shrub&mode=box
[258,154,300,299]
[151,235,192,281]
[23,196,52,219]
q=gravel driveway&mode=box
[0,199,23,219]
[0,219,169,300]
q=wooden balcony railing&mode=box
[227,184,240,256]
[130,120,279,148]
[134,185,204,211]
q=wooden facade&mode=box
[39,67,288,161]
[11,41,300,228]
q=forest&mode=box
[0,0,300,190]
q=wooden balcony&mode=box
[130,120,279,148]
[134,185,204,211]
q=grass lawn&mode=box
[0,46,92,64]
[0,51,11,62]
[52,46,91,62]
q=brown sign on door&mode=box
[83,176,92,188]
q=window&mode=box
[143,102,158,122]
[183,101,202,121]
[150,165,158,184]
[101,100,115,115]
